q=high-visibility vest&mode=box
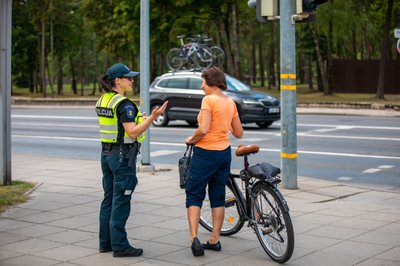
[95,92,146,143]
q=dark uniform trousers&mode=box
[99,143,138,251]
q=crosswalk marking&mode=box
[150,150,180,158]
[337,177,352,181]
[363,168,381,174]
[378,165,394,169]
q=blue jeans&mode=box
[185,146,231,208]
[99,149,137,251]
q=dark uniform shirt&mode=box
[116,99,138,144]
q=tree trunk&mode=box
[41,18,46,98]
[259,38,265,87]
[217,18,233,74]
[275,23,280,90]
[316,59,323,92]
[376,0,394,99]
[251,40,256,84]
[327,5,334,95]
[69,55,77,95]
[45,56,54,98]
[230,0,240,79]
[312,24,328,94]
[298,55,305,84]
[49,19,54,98]
[361,25,367,60]
[268,23,276,89]
[29,68,34,93]
[307,56,314,91]
[57,53,63,95]
[80,47,85,96]
[91,35,98,96]
[34,55,39,93]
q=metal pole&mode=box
[279,0,298,189]
[139,0,151,167]
[0,0,12,185]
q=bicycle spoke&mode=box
[199,182,245,236]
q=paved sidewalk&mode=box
[0,154,399,266]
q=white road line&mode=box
[12,135,99,142]
[12,122,98,128]
[12,136,400,160]
[240,138,271,142]
[337,177,353,181]
[297,133,400,142]
[12,115,96,120]
[363,168,382,174]
[150,150,180,157]
[378,165,394,169]
[313,126,355,133]
[292,123,400,130]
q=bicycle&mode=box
[166,36,213,71]
[191,34,225,68]
[194,34,225,68]
[199,144,294,263]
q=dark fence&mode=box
[332,59,400,94]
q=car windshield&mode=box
[226,76,251,92]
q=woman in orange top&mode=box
[185,67,243,256]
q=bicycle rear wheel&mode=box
[210,46,225,68]
[199,182,244,236]
[166,48,185,70]
[251,182,294,263]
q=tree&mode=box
[376,0,394,99]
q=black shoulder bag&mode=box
[178,144,194,189]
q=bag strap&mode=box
[184,144,194,157]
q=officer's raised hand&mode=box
[150,101,168,117]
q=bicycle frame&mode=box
[227,155,290,228]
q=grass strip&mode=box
[0,180,35,214]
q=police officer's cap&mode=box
[106,63,139,80]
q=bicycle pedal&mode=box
[225,198,236,208]
[263,228,273,235]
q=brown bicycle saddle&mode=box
[235,144,260,157]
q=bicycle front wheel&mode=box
[193,47,213,69]
[166,48,185,70]
[199,183,244,236]
[210,46,225,68]
[251,182,294,263]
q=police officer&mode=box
[96,63,168,257]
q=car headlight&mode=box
[242,99,262,105]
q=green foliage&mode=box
[10,0,397,95]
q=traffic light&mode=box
[296,0,328,14]
[248,0,278,22]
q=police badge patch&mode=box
[125,105,135,118]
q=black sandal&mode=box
[191,237,205,256]
[203,241,221,251]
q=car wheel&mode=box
[186,121,198,127]
[151,105,169,127]
[256,121,273,128]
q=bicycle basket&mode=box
[248,163,281,182]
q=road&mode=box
[10,106,400,189]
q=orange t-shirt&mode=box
[196,94,239,150]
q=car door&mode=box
[186,77,204,120]
[155,77,189,120]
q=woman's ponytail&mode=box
[99,75,115,92]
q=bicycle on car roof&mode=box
[166,35,225,71]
